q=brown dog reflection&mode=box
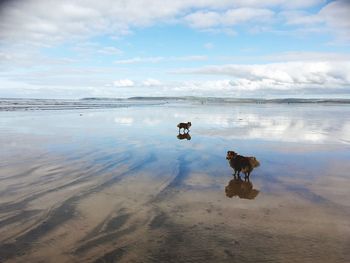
[177,132,191,140]
[225,176,259,200]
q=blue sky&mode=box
[0,0,349,98]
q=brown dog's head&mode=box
[226,151,237,160]
[187,122,192,127]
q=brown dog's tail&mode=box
[249,157,260,168]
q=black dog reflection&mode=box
[225,175,259,200]
[177,132,191,140]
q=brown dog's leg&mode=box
[244,172,251,182]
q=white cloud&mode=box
[114,55,206,64]
[113,79,134,87]
[174,80,234,92]
[0,0,348,99]
[0,47,76,71]
[174,61,350,90]
[0,0,326,46]
[280,0,325,9]
[142,78,162,86]
[2,75,349,99]
[282,10,323,26]
[114,57,164,64]
[319,0,350,42]
[71,42,123,56]
[261,51,350,62]
[184,11,221,29]
[97,46,123,55]
[174,55,208,61]
[281,0,350,43]
[202,28,237,36]
[184,8,274,29]
[204,42,214,49]
[1,65,121,88]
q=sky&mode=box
[0,0,350,99]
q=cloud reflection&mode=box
[173,107,350,144]
[114,117,134,125]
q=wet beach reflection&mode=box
[0,103,350,263]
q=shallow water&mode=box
[0,103,350,263]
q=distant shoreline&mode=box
[82,96,350,104]
[1,97,350,111]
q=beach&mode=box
[0,100,349,263]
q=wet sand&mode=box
[0,103,350,262]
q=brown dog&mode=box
[177,122,191,132]
[226,151,260,179]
